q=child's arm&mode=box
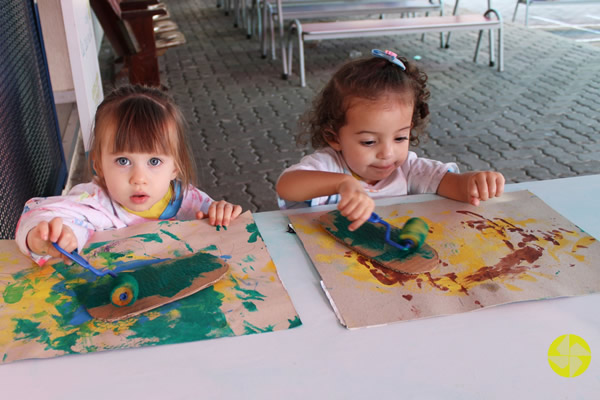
[25,217,78,264]
[437,171,505,206]
[277,170,374,231]
[196,201,243,227]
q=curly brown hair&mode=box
[299,54,430,149]
[89,85,197,193]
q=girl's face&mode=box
[327,96,413,185]
[99,139,178,212]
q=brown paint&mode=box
[424,272,449,292]
[474,300,484,308]
[464,245,544,284]
[355,255,416,286]
[402,294,413,301]
[444,272,469,295]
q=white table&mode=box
[2,175,599,399]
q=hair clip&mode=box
[371,49,406,70]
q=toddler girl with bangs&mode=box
[16,85,242,265]
[277,50,505,231]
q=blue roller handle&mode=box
[52,242,117,278]
[367,212,414,251]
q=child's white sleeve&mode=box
[403,153,459,194]
[277,149,346,209]
[280,148,345,175]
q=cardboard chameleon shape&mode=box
[318,210,439,274]
[54,243,229,321]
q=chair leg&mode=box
[297,26,306,87]
[488,28,495,67]
[474,30,483,64]
[261,1,268,57]
[497,26,504,72]
[445,0,458,48]
[287,27,294,76]
[512,1,519,22]
[270,7,276,60]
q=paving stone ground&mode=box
[72,0,600,213]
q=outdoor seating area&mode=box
[77,0,599,212]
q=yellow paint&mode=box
[519,274,537,282]
[293,219,323,235]
[504,283,523,291]
[261,260,276,273]
[0,252,21,265]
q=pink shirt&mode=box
[15,181,213,265]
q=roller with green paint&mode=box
[52,243,229,321]
[53,242,135,307]
[368,213,429,250]
[318,210,439,274]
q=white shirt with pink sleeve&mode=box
[15,181,213,265]
[277,147,458,209]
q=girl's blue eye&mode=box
[395,137,409,142]
[116,157,130,166]
[149,158,162,166]
[361,141,375,146]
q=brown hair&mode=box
[299,54,430,148]
[89,85,196,192]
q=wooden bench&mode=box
[262,0,444,64]
[90,0,185,87]
[285,10,504,87]
[512,0,600,26]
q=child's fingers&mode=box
[475,177,489,201]
[48,217,64,243]
[338,197,359,217]
[220,203,234,227]
[195,211,206,220]
[347,208,371,231]
[495,174,506,197]
[232,205,243,219]
[36,222,50,242]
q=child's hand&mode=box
[196,200,243,227]
[464,171,505,206]
[26,217,77,263]
[337,178,375,231]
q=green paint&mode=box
[74,252,226,309]
[229,276,266,302]
[216,225,221,231]
[288,316,302,328]
[126,286,234,343]
[324,210,436,263]
[246,222,261,243]
[160,229,193,253]
[201,245,218,251]
[242,255,256,262]
[82,241,111,254]
[13,318,79,354]
[3,283,27,304]
[242,301,257,312]
[131,233,163,243]
[95,251,128,266]
[243,321,274,334]
[223,226,227,231]
[45,292,61,305]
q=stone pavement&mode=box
[78,0,600,213]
